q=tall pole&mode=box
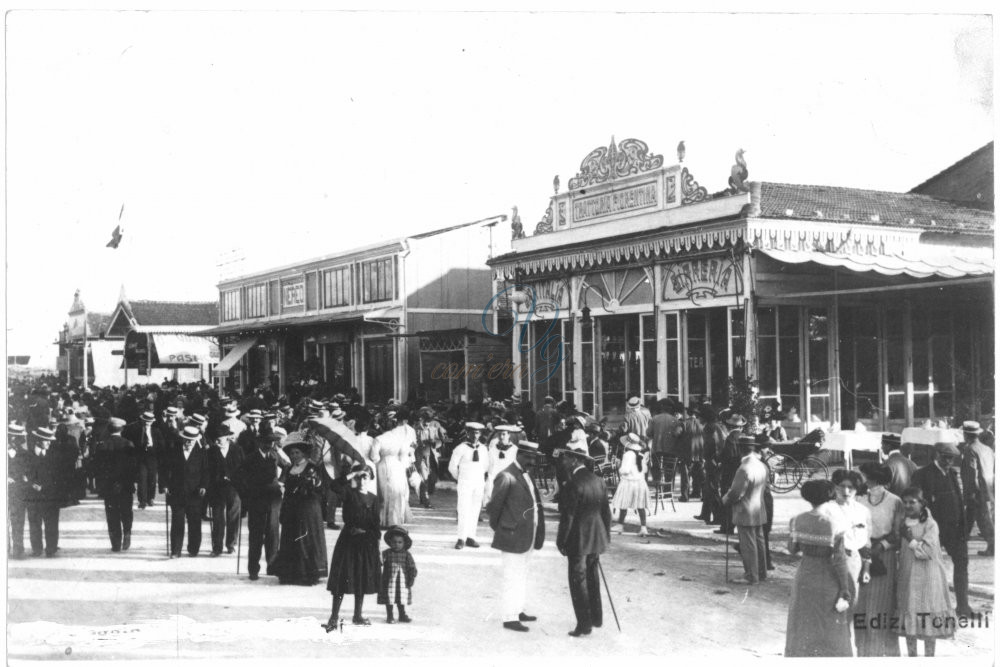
[82,318,89,391]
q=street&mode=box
[7,483,995,661]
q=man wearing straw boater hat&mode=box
[959,421,994,557]
[8,423,31,558]
[93,417,138,552]
[237,409,264,455]
[240,426,291,580]
[162,425,209,558]
[25,427,64,557]
[123,410,164,509]
[207,423,245,557]
[486,438,545,633]
[554,435,612,637]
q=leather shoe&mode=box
[249,572,259,581]
[518,613,537,622]
[503,621,530,632]
[227,546,235,554]
[568,627,592,637]
[122,533,131,551]
[978,548,994,557]
[454,540,464,550]
[465,538,481,548]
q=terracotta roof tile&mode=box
[758,182,994,234]
[125,300,219,327]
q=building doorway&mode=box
[363,339,395,405]
[323,342,352,394]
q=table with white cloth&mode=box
[900,427,963,467]
[821,431,885,470]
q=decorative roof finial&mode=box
[118,284,130,307]
[553,175,560,195]
[728,148,749,193]
[677,140,686,163]
[511,206,525,241]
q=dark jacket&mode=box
[162,445,209,506]
[486,462,545,554]
[912,462,966,547]
[122,421,167,461]
[557,465,612,556]
[25,448,67,502]
[241,445,283,501]
[93,434,138,497]
[7,447,32,501]
[207,443,245,503]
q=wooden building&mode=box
[487,138,994,434]
[200,216,508,404]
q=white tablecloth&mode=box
[900,427,962,446]
[821,431,885,469]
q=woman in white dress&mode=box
[826,469,873,600]
[611,433,652,537]
[372,410,414,527]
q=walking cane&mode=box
[725,527,730,581]
[236,513,243,574]
[165,502,170,557]
[596,560,622,632]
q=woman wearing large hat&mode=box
[611,433,652,537]
[325,462,381,629]
[270,439,328,586]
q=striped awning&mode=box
[760,246,993,279]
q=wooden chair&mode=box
[650,454,678,514]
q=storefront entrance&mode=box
[323,342,352,394]
[363,338,395,404]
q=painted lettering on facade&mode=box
[572,182,658,222]
[663,257,741,304]
[282,281,305,308]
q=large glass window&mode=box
[807,308,831,425]
[361,257,395,303]
[245,284,268,318]
[665,312,681,401]
[600,317,627,418]
[757,306,801,415]
[530,319,563,403]
[885,307,906,421]
[222,290,241,321]
[323,266,351,308]
[581,319,594,414]
[687,312,708,399]
[641,313,657,407]
[839,307,880,425]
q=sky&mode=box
[4,8,994,368]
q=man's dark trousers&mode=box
[246,494,281,576]
[568,553,603,632]
[210,486,242,553]
[104,488,134,550]
[27,501,60,555]
[137,457,157,506]
[170,499,203,556]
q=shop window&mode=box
[912,307,955,422]
[361,257,395,303]
[756,307,801,416]
[222,290,241,321]
[806,308,831,425]
[686,312,708,399]
[245,284,268,318]
[530,319,563,403]
[581,319,594,414]
[600,317,627,417]
[665,312,680,401]
[323,267,351,308]
[839,307,880,424]
[641,313,657,406]
[563,320,574,393]
[885,307,906,421]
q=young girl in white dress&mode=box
[611,433,651,537]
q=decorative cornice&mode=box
[680,167,708,204]
[568,137,664,190]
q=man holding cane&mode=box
[554,437,612,637]
[240,426,290,580]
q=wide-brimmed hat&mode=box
[626,396,642,408]
[346,462,374,480]
[245,409,263,420]
[554,440,594,462]
[109,417,126,429]
[465,421,485,431]
[418,406,435,418]
[619,432,644,451]
[179,425,201,441]
[963,421,983,435]
[516,440,540,453]
[383,525,412,550]
[140,411,155,423]
[283,439,311,455]
[726,413,747,427]
[495,424,520,433]
[224,406,240,417]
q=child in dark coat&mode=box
[378,525,418,623]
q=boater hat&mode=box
[346,462,374,480]
[465,422,485,431]
[189,413,208,427]
[32,427,56,441]
[109,417,127,429]
[140,411,155,423]
[554,439,594,462]
[627,396,642,408]
[495,424,520,433]
[515,440,540,453]
[245,409,263,420]
[179,425,201,441]
[619,432,644,451]
[726,413,747,427]
[963,421,984,435]
[383,525,413,550]
[8,423,26,437]
[165,407,181,417]
[224,406,240,417]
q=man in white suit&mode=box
[722,435,769,584]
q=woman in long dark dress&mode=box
[271,441,328,585]
[323,463,381,629]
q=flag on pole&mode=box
[106,203,124,249]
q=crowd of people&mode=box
[7,376,994,645]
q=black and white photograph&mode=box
[4,3,996,663]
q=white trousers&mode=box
[456,478,484,540]
[501,550,532,622]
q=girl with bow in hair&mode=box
[611,433,651,537]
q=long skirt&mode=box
[377,459,413,527]
[785,555,853,657]
[327,530,381,596]
[854,548,901,656]
[271,495,328,585]
[611,478,650,512]
[896,545,955,639]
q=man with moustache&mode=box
[163,426,209,558]
[486,439,545,633]
[207,423,244,557]
[554,437,612,637]
[93,418,138,552]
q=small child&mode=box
[378,525,418,624]
[896,486,956,657]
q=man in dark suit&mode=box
[534,396,559,456]
[162,426,209,557]
[207,423,244,556]
[241,427,290,580]
[913,441,973,616]
[93,418,138,552]
[722,436,770,584]
[123,411,164,509]
[8,423,31,559]
[486,439,545,633]
[554,438,612,637]
[25,427,64,557]
[960,421,995,557]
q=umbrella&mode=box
[302,417,366,466]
